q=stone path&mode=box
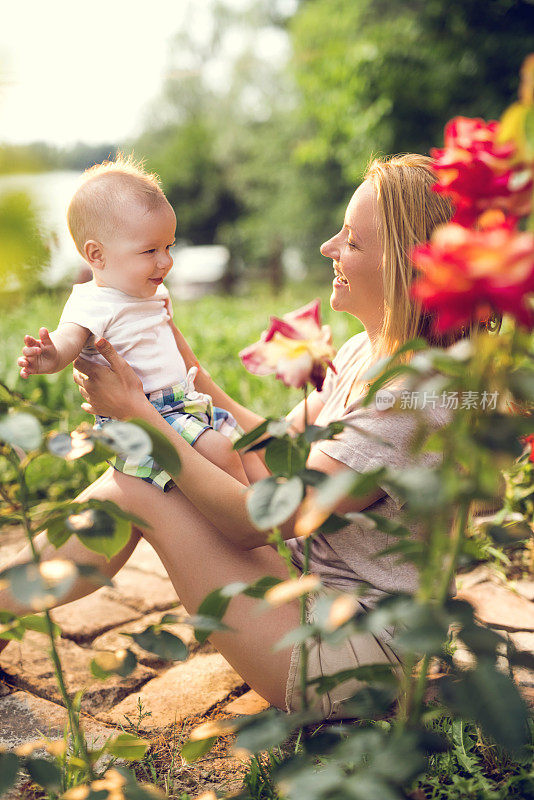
[0,532,269,797]
[2,528,534,796]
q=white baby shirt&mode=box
[58,280,187,393]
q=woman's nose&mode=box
[320,236,337,259]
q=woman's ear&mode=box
[84,240,105,270]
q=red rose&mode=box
[431,116,532,227]
[411,223,534,333]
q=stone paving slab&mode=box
[0,525,26,562]
[50,591,142,642]
[512,580,534,602]
[91,608,212,667]
[457,581,534,632]
[0,630,156,714]
[455,565,505,592]
[0,689,117,751]
[102,567,179,614]
[101,653,244,731]
[222,689,270,716]
[125,538,168,578]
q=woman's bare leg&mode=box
[0,468,300,708]
[0,469,141,615]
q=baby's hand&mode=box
[17,327,59,378]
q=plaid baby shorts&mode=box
[95,370,242,492]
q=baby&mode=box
[17,156,248,490]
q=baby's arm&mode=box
[18,323,90,378]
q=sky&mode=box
[0,0,285,147]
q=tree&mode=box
[290,0,534,248]
[132,0,307,283]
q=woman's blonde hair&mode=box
[364,153,501,363]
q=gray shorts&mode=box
[285,587,402,720]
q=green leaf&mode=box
[94,421,152,461]
[308,663,396,695]
[90,649,137,679]
[68,509,132,560]
[473,414,527,457]
[182,614,232,640]
[370,732,427,784]
[311,467,384,514]
[509,367,534,403]
[265,437,308,477]
[247,476,304,531]
[129,417,181,477]
[45,516,72,549]
[274,623,317,651]
[104,733,150,760]
[181,737,217,762]
[194,588,233,643]
[2,561,77,609]
[25,757,62,790]
[75,564,114,588]
[394,612,449,656]
[267,419,290,437]
[315,513,350,534]
[0,751,19,793]
[302,421,344,443]
[340,686,397,719]
[233,419,270,451]
[159,613,180,624]
[297,468,327,487]
[362,512,413,537]
[442,662,530,753]
[384,467,447,513]
[281,762,345,800]
[0,412,43,451]
[340,774,403,800]
[235,709,292,753]
[459,624,505,657]
[242,575,282,599]
[126,627,188,661]
[19,614,61,637]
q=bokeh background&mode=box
[1,0,533,419]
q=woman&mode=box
[0,155,488,718]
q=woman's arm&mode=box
[74,340,383,549]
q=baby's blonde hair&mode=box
[364,153,501,362]
[67,153,168,257]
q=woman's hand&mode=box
[73,339,147,419]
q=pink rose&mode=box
[239,299,336,391]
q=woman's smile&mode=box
[333,261,349,286]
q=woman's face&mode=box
[321,180,384,324]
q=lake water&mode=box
[0,170,84,285]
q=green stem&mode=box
[268,527,297,578]
[16,460,96,780]
[437,500,471,604]
[298,386,310,712]
[299,538,310,714]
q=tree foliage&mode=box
[290,0,534,238]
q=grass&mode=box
[0,280,363,423]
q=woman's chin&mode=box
[330,284,348,312]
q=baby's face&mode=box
[96,200,176,298]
